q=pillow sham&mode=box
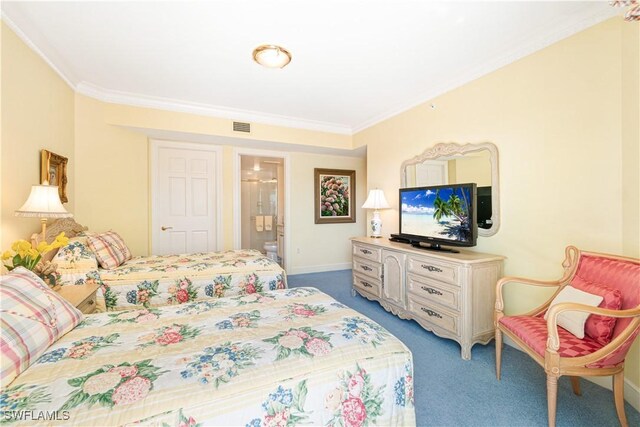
[86,231,132,269]
[52,236,98,271]
[0,267,83,387]
[571,277,622,346]
[544,285,603,339]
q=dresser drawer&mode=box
[353,273,382,298]
[77,294,98,314]
[352,243,382,263]
[353,258,381,280]
[407,255,459,285]
[408,295,459,336]
[407,274,460,312]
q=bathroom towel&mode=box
[264,216,273,231]
[255,216,264,232]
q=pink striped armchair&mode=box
[495,246,640,427]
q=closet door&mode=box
[151,141,221,255]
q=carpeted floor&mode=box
[288,269,640,427]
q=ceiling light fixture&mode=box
[252,44,292,69]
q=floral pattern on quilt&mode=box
[38,334,120,363]
[324,365,385,427]
[1,288,414,426]
[82,250,287,311]
[179,342,263,387]
[264,327,333,360]
[246,381,310,427]
[60,360,166,410]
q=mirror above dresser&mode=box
[400,142,500,237]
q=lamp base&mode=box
[370,210,383,238]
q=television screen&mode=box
[399,183,477,247]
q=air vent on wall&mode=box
[233,121,251,133]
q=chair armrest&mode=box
[546,303,640,351]
[495,276,565,314]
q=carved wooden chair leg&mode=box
[495,328,502,380]
[546,374,559,427]
[613,371,629,427]
[570,376,582,396]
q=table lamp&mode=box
[362,189,390,238]
[15,184,72,236]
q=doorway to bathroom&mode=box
[235,151,288,268]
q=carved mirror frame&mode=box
[400,142,500,237]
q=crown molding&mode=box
[3,5,620,138]
[351,7,620,134]
[76,82,353,135]
[1,11,78,91]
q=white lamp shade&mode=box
[362,189,390,209]
[15,185,72,218]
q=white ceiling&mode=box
[1,1,619,134]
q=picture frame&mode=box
[314,168,356,224]
[40,149,68,203]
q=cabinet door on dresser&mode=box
[382,250,406,309]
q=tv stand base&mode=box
[410,241,459,253]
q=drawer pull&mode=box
[421,307,442,319]
[421,286,443,296]
[360,249,373,255]
[361,265,373,272]
[422,264,443,273]
[360,281,373,288]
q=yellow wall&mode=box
[354,18,639,388]
[288,152,366,274]
[73,95,149,255]
[73,95,365,275]
[1,22,75,249]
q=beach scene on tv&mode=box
[401,186,473,242]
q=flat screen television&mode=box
[397,183,477,252]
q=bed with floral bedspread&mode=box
[58,249,287,311]
[1,287,415,426]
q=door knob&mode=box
[161,226,174,231]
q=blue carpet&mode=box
[288,270,640,427]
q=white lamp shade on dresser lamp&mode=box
[15,185,72,236]
[362,189,390,238]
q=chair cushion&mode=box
[574,254,640,338]
[499,315,603,359]
[543,286,603,339]
[571,277,623,346]
[0,268,83,387]
[87,231,132,269]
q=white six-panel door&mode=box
[151,141,222,255]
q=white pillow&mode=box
[544,285,603,339]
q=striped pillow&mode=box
[86,231,132,269]
[0,267,83,387]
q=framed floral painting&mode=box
[314,168,356,224]
[41,149,68,203]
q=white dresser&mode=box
[351,237,505,360]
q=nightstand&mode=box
[56,283,100,314]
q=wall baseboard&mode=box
[288,263,351,275]
[503,336,640,412]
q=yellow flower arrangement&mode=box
[2,232,69,271]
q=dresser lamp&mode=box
[15,184,72,236]
[362,189,390,238]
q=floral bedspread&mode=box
[1,288,415,426]
[60,250,287,311]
